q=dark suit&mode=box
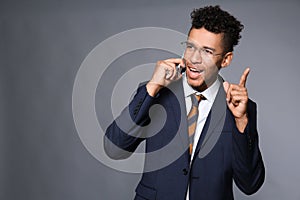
[104,77,265,200]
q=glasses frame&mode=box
[181,41,225,58]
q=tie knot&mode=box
[191,94,202,106]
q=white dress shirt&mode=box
[182,73,220,200]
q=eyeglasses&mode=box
[181,41,224,59]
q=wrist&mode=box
[146,81,163,97]
[235,114,248,133]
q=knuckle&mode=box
[157,60,165,66]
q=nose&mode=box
[189,50,202,64]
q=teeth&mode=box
[190,67,200,72]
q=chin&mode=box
[187,78,206,91]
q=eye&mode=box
[186,43,195,50]
[203,48,214,55]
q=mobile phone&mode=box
[176,55,186,75]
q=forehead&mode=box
[188,28,224,50]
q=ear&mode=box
[220,52,233,69]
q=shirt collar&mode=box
[182,73,220,103]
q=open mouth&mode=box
[186,65,204,80]
[188,66,203,73]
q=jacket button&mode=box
[183,168,188,175]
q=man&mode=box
[104,5,265,200]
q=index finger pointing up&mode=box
[239,67,250,87]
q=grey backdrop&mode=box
[1,0,300,199]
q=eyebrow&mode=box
[202,46,216,52]
[187,41,216,52]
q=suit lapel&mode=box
[193,82,227,160]
[166,80,190,156]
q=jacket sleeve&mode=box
[232,99,265,195]
[103,83,156,160]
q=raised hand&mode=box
[223,68,250,132]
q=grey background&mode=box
[1,0,300,199]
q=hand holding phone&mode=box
[146,58,186,97]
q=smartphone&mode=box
[176,55,186,76]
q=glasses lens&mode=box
[181,41,216,65]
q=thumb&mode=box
[223,81,229,93]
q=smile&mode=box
[188,66,203,73]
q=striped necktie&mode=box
[187,94,202,155]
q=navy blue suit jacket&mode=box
[104,78,265,200]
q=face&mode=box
[184,28,232,92]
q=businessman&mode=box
[104,5,265,200]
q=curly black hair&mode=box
[189,5,244,52]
